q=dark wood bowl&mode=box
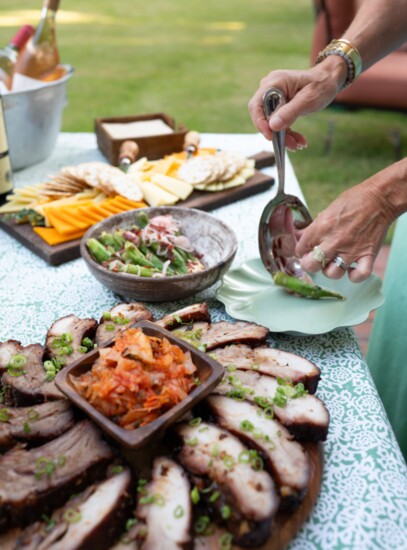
[55,320,224,449]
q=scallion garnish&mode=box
[191,486,200,504]
[240,419,254,432]
[173,505,184,518]
[185,437,198,446]
[27,409,40,421]
[222,455,235,469]
[63,508,82,523]
[209,490,220,503]
[23,422,31,434]
[105,324,115,332]
[188,417,202,427]
[0,408,10,422]
[221,505,231,520]
[220,532,233,549]
[194,515,211,534]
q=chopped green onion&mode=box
[201,482,216,494]
[173,505,184,518]
[63,508,82,523]
[125,518,138,531]
[0,408,10,422]
[220,533,233,549]
[9,354,27,368]
[194,515,211,534]
[222,455,235,469]
[211,443,219,457]
[112,315,130,325]
[78,346,88,354]
[238,450,251,464]
[188,417,202,427]
[198,426,209,433]
[191,486,200,504]
[226,364,237,372]
[221,505,231,520]
[103,312,112,320]
[81,337,94,350]
[111,465,124,474]
[185,437,198,447]
[57,455,67,467]
[105,324,115,332]
[193,377,201,386]
[240,419,254,432]
[209,490,220,503]
[252,428,264,439]
[41,514,56,532]
[263,406,274,419]
[23,422,31,434]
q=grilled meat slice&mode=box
[214,370,329,442]
[44,315,97,366]
[1,342,63,406]
[176,422,279,547]
[136,457,192,550]
[0,400,75,451]
[211,345,321,393]
[173,321,269,352]
[0,420,114,532]
[155,304,211,330]
[206,395,310,510]
[96,303,154,348]
[16,468,132,550]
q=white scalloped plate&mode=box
[216,258,384,335]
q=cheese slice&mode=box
[151,174,193,200]
[33,226,85,246]
[138,181,178,207]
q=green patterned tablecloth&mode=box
[1,133,406,549]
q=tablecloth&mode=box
[0,133,406,549]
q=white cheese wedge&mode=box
[151,173,193,200]
[139,180,179,206]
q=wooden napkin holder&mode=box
[94,112,189,165]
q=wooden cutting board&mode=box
[0,152,274,266]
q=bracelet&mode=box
[315,39,362,88]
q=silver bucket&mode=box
[2,65,74,171]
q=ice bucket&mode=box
[2,65,74,171]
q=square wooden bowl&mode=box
[55,320,224,449]
[94,112,188,165]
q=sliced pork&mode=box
[136,457,192,550]
[173,321,269,352]
[0,420,114,532]
[16,468,132,550]
[206,395,310,509]
[176,422,279,547]
[155,303,211,330]
[214,370,329,442]
[0,342,63,406]
[0,400,75,451]
[44,315,98,366]
[211,345,321,393]
[96,303,154,348]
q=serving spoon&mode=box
[258,88,313,281]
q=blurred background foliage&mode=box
[1,0,405,224]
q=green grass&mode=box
[1,0,405,223]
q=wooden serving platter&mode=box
[0,153,274,266]
[122,442,323,550]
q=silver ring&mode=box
[312,245,327,268]
[332,255,351,271]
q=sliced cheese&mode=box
[151,173,193,200]
[33,226,85,246]
[138,181,179,207]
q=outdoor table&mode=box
[1,132,406,549]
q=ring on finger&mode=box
[312,245,327,268]
[332,255,351,271]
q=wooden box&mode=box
[94,112,188,165]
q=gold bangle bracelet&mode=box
[315,39,363,88]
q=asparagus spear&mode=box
[273,271,345,300]
[108,260,158,277]
[123,242,156,268]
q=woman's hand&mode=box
[248,57,347,150]
[295,180,397,282]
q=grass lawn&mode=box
[1,0,405,223]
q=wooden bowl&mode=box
[80,206,238,302]
[55,320,224,449]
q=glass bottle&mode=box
[0,95,13,206]
[0,25,35,90]
[13,0,64,82]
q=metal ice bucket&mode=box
[2,65,74,171]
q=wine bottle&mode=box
[13,0,64,82]
[0,95,13,206]
[0,25,35,90]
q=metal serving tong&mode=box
[258,88,313,280]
